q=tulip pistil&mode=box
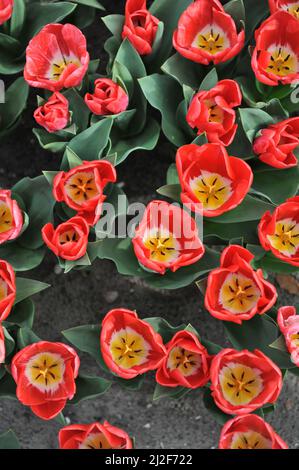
[51,56,81,81]
[79,433,112,449]
[167,346,202,377]
[190,171,232,211]
[194,26,227,55]
[0,203,13,233]
[285,3,299,19]
[267,218,299,256]
[219,272,260,314]
[110,327,150,369]
[219,363,263,406]
[266,46,297,76]
[230,431,271,449]
[143,230,180,263]
[25,352,65,392]
[66,172,99,205]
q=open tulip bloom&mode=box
[12,341,80,420]
[132,200,205,274]
[173,0,244,65]
[219,414,288,449]
[1,0,299,451]
[210,348,283,415]
[59,421,133,449]
[100,309,166,379]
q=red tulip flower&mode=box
[11,341,80,420]
[53,160,117,226]
[132,200,205,275]
[59,421,133,449]
[24,23,90,91]
[42,216,89,261]
[176,143,253,217]
[34,92,70,133]
[0,190,23,244]
[219,414,288,449]
[173,0,244,65]
[253,117,299,169]
[0,260,16,322]
[100,308,166,379]
[252,11,299,86]
[0,0,13,25]
[0,325,5,364]
[210,348,282,415]
[277,306,299,366]
[122,0,160,56]
[258,196,299,267]
[205,245,277,324]
[85,79,129,116]
[269,0,299,19]
[156,330,211,389]
[186,80,242,146]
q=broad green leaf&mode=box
[0,430,20,449]
[70,375,111,405]
[153,384,191,401]
[15,278,50,304]
[139,74,186,147]
[203,388,230,425]
[17,327,41,349]
[32,128,68,154]
[3,327,15,357]
[21,2,77,43]
[161,53,204,89]
[0,244,45,272]
[64,88,90,132]
[68,118,113,161]
[0,77,29,131]
[102,14,124,37]
[9,0,26,38]
[209,195,274,224]
[224,0,245,30]
[4,298,34,328]
[269,335,288,352]
[12,175,56,249]
[145,317,186,343]
[252,166,299,205]
[156,184,181,201]
[224,315,295,369]
[203,220,259,244]
[0,373,17,399]
[167,164,180,185]
[253,252,299,275]
[71,0,104,9]
[108,117,160,164]
[115,375,145,391]
[150,0,193,67]
[199,68,218,91]
[239,108,274,143]
[0,33,23,74]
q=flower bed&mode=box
[0,0,298,450]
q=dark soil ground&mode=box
[0,0,298,449]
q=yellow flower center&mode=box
[194,26,228,54]
[284,2,299,18]
[25,352,65,392]
[204,99,224,124]
[59,229,78,245]
[79,433,112,450]
[266,46,298,76]
[230,431,271,449]
[110,327,150,369]
[219,273,260,314]
[65,172,99,205]
[219,362,263,406]
[267,218,299,257]
[143,230,180,263]
[0,278,8,301]
[51,56,81,81]
[290,332,299,346]
[0,202,13,233]
[167,346,202,377]
[190,171,232,211]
